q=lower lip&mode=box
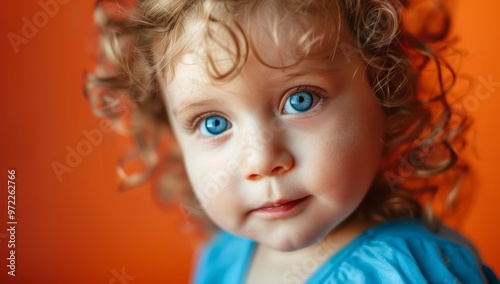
[252,196,311,220]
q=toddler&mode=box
[86,0,499,282]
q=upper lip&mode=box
[254,195,310,210]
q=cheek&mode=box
[299,106,384,199]
[182,147,240,216]
[184,153,224,195]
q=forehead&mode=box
[170,50,344,92]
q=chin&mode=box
[258,228,329,252]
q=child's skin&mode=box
[162,14,385,281]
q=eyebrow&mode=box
[279,58,342,78]
[173,98,220,117]
[281,68,340,78]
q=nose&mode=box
[239,130,294,180]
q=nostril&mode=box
[248,174,260,180]
[271,166,284,174]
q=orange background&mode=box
[1,1,499,283]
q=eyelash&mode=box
[184,85,326,135]
[185,112,219,133]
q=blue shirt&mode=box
[192,220,499,283]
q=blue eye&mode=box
[283,91,314,114]
[200,115,230,136]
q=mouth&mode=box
[251,195,311,220]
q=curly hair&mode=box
[85,0,470,232]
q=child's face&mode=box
[162,20,385,251]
